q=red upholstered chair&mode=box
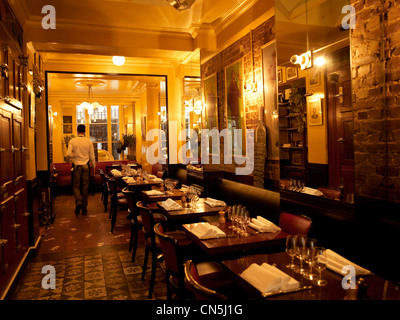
[184,260,228,300]
[279,212,312,236]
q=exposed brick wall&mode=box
[351,0,400,203]
[201,17,276,186]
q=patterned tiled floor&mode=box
[11,245,168,300]
[9,191,168,300]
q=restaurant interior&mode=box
[0,0,399,302]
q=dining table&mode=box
[140,189,184,204]
[181,221,288,257]
[147,198,226,222]
[222,252,400,300]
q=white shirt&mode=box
[66,134,96,167]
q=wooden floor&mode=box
[8,191,168,300]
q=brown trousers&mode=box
[72,164,90,209]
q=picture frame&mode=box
[28,89,34,128]
[292,151,303,166]
[261,40,279,160]
[286,66,298,81]
[63,124,73,134]
[204,73,218,129]
[277,68,283,84]
[225,58,246,156]
[308,98,323,126]
[309,71,321,86]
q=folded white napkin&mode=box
[325,249,372,276]
[111,169,122,177]
[204,198,226,207]
[181,184,189,192]
[146,174,157,180]
[190,223,226,239]
[240,263,299,294]
[153,178,164,183]
[301,187,324,196]
[249,216,281,233]
[122,177,136,184]
[160,198,182,211]
[145,190,164,196]
[240,264,283,293]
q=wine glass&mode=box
[192,189,200,209]
[294,234,307,274]
[285,235,297,269]
[312,246,328,286]
[242,211,250,236]
[303,238,318,280]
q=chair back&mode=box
[122,187,137,219]
[137,201,156,242]
[184,260,227,300]
[279,212,312,236]
[107,178,118,198]
[154,223,183,277]
[156,170,166,179]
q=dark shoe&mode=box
[82,208,87,215]
[75,204,82,215]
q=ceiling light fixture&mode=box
[76,81,104,115]
[112,56,125,66]
[166,0,196,11]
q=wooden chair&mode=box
[156,170,166,179]
[138,202,171,298]
[99,169,109,212]
[108,178,128,232]
[122,190,167,263]
[279,212,312,236]
[184,260,228,300]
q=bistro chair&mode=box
[122,190,167,263]
[278,212,312,236]
[99,169,109,212]
[184,260,228,300]
[156,170,166,179]
[108,178,128,232]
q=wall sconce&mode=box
[290,51,313,70]
[112,56,125,66]
[314,56,326,67]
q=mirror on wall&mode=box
[275,0,354,202]
[47,72,167,173]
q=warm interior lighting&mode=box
[77,83,102,115]
[315,56,326,67]
[166,0,196,11]
[112,56,125,66]
[290,51,312,70]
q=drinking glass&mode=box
[242,211,250,236]
[285,235,297,269]
[192,189,200,209]
[312,247,328,286]
[303,238,317,280]
[294,234,307,274]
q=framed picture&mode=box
[63,124,73,134]
[308,98,323,126]
[28,89,34,128]
[286,66,298,81]
[204,73,218,129]
[292,151,303,166]
[309,71,321,86]
[261,40,279,160]
[225,58,246,156]
[277,68,283,84]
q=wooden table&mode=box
[182,221,288,257]
[140,189,183,204]
[148,198,226,222]
[222,252,400,300]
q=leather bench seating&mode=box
[214,178,280,223]
[52,160,139,191]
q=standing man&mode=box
[66,124,95,215]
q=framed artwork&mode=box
[277,68,283,84]
[286,66,298,81]
[141,116,147,140]
[225,58,246,156]
[309,71,321,86]
[204,73,218,129]
[308,98,323,126]
[262,40,279,160]
[292,151,303,166]
[28,89,34,128]
[63,124,73,134]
